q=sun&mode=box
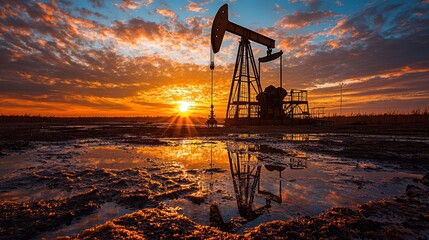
[179,101,192,115]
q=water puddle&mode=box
[0,151,41,177]
[71,137,422,229]
[0,133,426,236]
[38,202,132,239]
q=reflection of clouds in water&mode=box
[325,190,350,206]
[281,184,310,202]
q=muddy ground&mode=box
[62,184,429,240]
[0,121,428,239]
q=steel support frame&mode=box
[226,38,262,123]
[228,151,261,220]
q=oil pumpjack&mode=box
[210,4,311,126]
[211,4,283,125]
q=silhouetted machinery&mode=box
[211,4,311,125]
[257,85,287,119]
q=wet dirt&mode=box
[0,122,428,239]
[57,185,429,239]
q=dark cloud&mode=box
[0,80,52,95]
[264,1,429,113]
[283,32,429,89]
[112,18,163,43]
[290,3,427,76]
[185,16,206,35]
[329,1,429,44]
[75,7,107,19]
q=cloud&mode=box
[310,70,429,113]
[185,1,207,13]
[75,7,107,19]
[107,14,210,63]
[276,10,335,29]
[0,0,217,116]
[155,9,177,19]
[263,1,429,114]
[293,36,429,112]
[111,18,163,43]
[327,2,405,41]
[1,1,428,116]
[283,31,429,87]
[278,34,313,51]
[0,1,223,116]
[115,0,153,11]
[185,16,207,35]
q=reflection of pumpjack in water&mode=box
[210,150,307,231]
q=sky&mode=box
[0,0,428,117]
